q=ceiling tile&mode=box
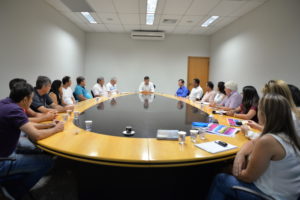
[173,26,193,34]
[158,25,176,33]
[106,24,125,32]
[163,0,193,15]
[86,0,116,13]
[186,0,220,15]
[118,14,140,24]
[113,0,139,14]
[230,1,265,17]
[140,25,159,31]
[124,25,141,32]
[63,12,86,24]
[97,13,121,24]
[209,0,246,16]
[89,24,109,32]
[178,15,206,26]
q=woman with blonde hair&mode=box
[244,80,300,133]
[208,93,300,200]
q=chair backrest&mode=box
[91,90,95,98]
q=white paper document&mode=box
[195,141,237,154]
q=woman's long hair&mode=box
[259,93,300,152]
[50,80,62,105]
[242,86,259,113]
[263,80,300,119]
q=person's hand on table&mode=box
[241,124,250,136]
[226,110,235,116]
[54,121,64,133]
[44,111,56,121]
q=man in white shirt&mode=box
[189,78,203,101]
[106,77,118,95]
[92,77,108,97]
[139,76,155,93]
[62,76,75,105]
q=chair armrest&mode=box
[0,157,16,162]
[232,186,275,200]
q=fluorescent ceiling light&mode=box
[81,12,97,24]
[146,0,158,25]
[201,16,219,27]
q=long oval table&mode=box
[36,93,250,167]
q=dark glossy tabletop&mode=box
[75,94,209,138]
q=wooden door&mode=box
[187,57,209,93]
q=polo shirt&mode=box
[74,85,92,101]
[30,89,53,112]
[0,98,29,157]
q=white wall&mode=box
[84,33,210,94]
[210,0,300,92]
[0,0,85,98]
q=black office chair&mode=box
[0,157,36,200]
[91,90,95,98]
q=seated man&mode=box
[189,78,203,101]
[139,76,155,93]
[0,82,64,199]
[74,76,92,101]
[175,79,189,97]
[9,78,56,122]
[30,76,70,113]
[92,77,108,97]
[216,80,242,110]
[106,77,119,95]
[62,76,76,105]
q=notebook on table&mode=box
[207,123,239,137]
[195,141,237,154]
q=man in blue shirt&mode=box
[74,76,92,101]
[176,79,189,97]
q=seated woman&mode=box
[226,86,259,122]
[243,80,300,135]
[208,93,300,200]
[210,81,226,106]
[49,80,74,110]
[201,81,216,103]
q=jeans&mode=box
[0,152,53,199]
[207,173,264,200]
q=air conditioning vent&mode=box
[162,19,177,24]
[131,31,165,40]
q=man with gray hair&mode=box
[31,76,71,113]
[106,77,118,95]
[92,77,108,97]
[217,80,242,110]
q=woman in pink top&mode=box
[201,81,216,103]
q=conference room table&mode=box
[36,93,251,168]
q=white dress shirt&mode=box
[92,83,108,97]
[189,86,203,101]
[139,82,155,92]
[106,82,118,95]
[62,87,74,105]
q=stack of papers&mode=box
[195,141,237,154]
[207,123,239,137]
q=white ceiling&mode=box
[45,0,267,35]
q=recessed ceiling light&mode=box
[146,0,158,25]
[81,12,97,24]
[201,16,219,27]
